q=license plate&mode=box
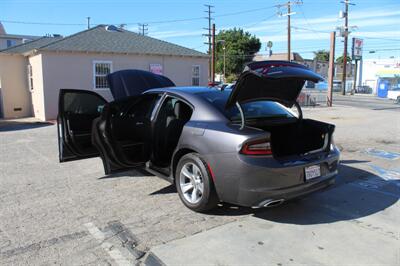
[305,165,321,180]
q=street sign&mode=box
[267,41,273,48]
[352,38,363,60]
[149,64,163,75]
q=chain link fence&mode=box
[297,89,330,107]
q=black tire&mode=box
[396,96,400,104]
[175,153,219,212]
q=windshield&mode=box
[197,90,295,121]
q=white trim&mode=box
[92,60,113,90]
[192,64,201,86]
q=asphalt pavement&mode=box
[0,104,399,265]
[333,94,400,112]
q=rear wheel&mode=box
[175,153,219,212]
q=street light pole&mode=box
[223,45,226,82]
[341,1,349,95]
[217,39,226,82]
[287,2,291,61]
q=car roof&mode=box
[145,86,230,122]
[146,86,216,94]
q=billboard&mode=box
[352,38,363,60]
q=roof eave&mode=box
[37,48,209,58]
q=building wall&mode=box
[29,54,46,120]
[39,51,209,120]
[0,54,32,118]
[361,58,400,94]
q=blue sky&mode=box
[2,0,400,59]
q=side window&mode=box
[6,40,17,48]
[93,61,112,89]
[27,65,34,91]
[192,65,200,86]
[126,95,161,119]
[63,91,105,115]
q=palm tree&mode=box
[313,50,329,62]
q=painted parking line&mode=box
[364,148,400,160]
[84,222,131,266]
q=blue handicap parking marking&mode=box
[369,164,400,181]
[351,164,400,198]
[364,148,400,160]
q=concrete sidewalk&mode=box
[147,197,399,266]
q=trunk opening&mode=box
[249,118,334,158]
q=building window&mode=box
[6,40,16,48]
[93,61,112,89]
[27,65,34,91]
[192,65,200,86]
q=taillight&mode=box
[241,139,272,155]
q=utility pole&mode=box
[211,23,216,84]
[340,0,355,95]
[138,23,148,35]
[86,17,90,29]
[203,4,214,82]
[287,3,291,61]
[276,1,302,61]
[327,32,336,107]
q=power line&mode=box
[0,5,278,27]
[275,0,303,61]
[203,4,214,82]
[214,5,276,18]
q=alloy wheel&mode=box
[179,162,204,204]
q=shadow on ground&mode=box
[0,120,53,132]
[205,164,399,225]
[98,168,153,179]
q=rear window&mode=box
[197,90,294,121]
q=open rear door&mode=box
[57,89,107,162]
[92,94,160,174]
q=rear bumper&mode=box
[206,147,340,207]
[249,171,337,208]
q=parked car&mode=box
[387,87,400,103]
[356,85,372,94]
[57,62,340,212]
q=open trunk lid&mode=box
[107,69,175,100]
[225,61,323,108]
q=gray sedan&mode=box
[57,61,340,212]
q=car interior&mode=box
[103,95,160,166]
[94,94,193,171]
[152,96,193,167]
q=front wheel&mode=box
[175,153,219,212]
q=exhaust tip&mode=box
[263,199,284,208]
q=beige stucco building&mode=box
[0,25,209,120]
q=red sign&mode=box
[149,64,163,75]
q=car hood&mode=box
[225,61,323,108]
[107,69,175,100]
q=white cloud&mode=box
[149,29,204,38]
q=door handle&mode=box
[136,122,144,125]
